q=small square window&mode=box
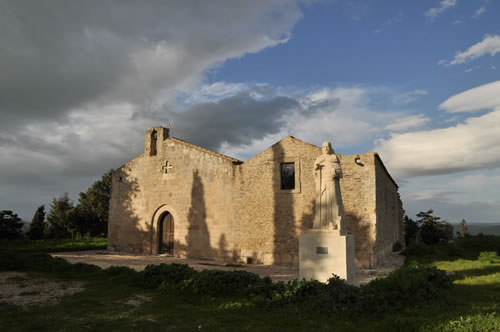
[280,162,295,190]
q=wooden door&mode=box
[161,213,174,254]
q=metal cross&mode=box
[162,160,173,174]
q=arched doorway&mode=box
[158,212,174,254]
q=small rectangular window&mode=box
[280,162,295,190]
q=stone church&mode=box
[108,126,404,268]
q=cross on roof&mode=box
[162,160,173,174]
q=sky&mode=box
[1,0,499,224]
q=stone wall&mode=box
[230,136,320,265]
[339,153,378,268]
[108,127,403,269]
[374,154,405,264]
[108,127,238,260]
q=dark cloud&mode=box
[167,91,300,150]
[0,0,303,219]
[0,0,301,129]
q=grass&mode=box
[0,237,107,254]
[0,236,499,331]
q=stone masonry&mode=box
[108,126,404,268]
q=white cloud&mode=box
[385,114,430,131]
[405,189,459,201]
[464,65,480,73]
[400,166,500,224]
[447,35,500,66]
[473,6,486,18]
[220,86,407,159]
[393,89,428,105]
[375,109,500,178]
[439,80,500,113]
[376,81,500,179]
[373,12,403,34]
[425,0,458,19]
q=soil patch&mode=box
[0,272,84,307]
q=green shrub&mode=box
[143,263,195,288]
[181,269,261,297]
[478,251,499,263]
[358,266,452,314]
[104,265,143,284]
[403,242,436,257]
[0,252,30,271]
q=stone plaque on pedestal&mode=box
[299,229,355,283]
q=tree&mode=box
[416,209,454,245]
[0,210,24,240]
[45,193,75,238]
[404,215,419,245]
[28,205,46,240]
[457,219,470,238]
[73,169,113,236]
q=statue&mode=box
[313,141,345,230]
[299,141,354,283]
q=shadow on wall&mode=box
[109,169,152,254]
[345,212,374,268]
[272,142,297,265]
[300,199,315,234]
[175,169,230,261]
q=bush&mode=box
[143,263,195,288]
[181,269,261,297]
[358,266,452,314]
[104,266,143,284]
[478,251,499,263]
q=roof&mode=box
[374,153,399,189]
[170,137,242,163]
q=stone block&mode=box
[299,230,355,284]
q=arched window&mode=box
[150,130,157,156]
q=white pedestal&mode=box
[299,229,355,284]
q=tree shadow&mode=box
[451,264,500,280]
[108,168,151,254]
[271,141,297,265]
[344,212,375,268]
[184,170,214,259]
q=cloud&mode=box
[401,169,500,223]
[425,0,458,19]
[167,90,301,150]
[439,80,500,113]
[385,114,430,131]
[464,65,480,73]
[373,12,404,34]
[0,0,302,131]
[392,89,428,105]
[405,189,460,201]
[376,81,500,179]
[473,6,487,18]
[376,109,500,178]
[0,0,304,219]
[219,86,417,159]
[446,35,500,66]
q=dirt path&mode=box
[52,250,405,284]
